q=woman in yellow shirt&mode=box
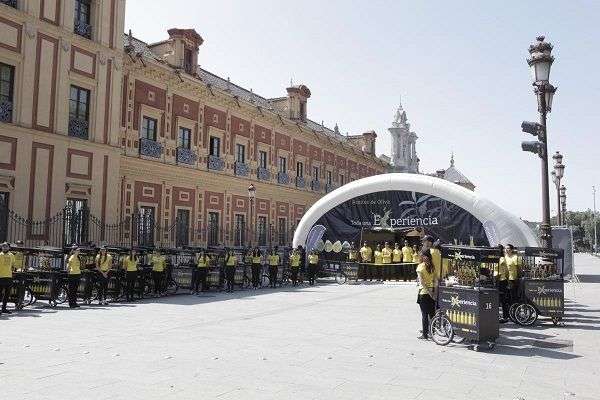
[150,249,166,297]
[95,246,113,305]
[192,250,210,294]
[307,250,319,286]
[373,244,383,281]
[268,247,280,288]
[225,248,237,293]
[416,249,435,340]
[504,244,521,305]
[0,242,15,314]
[122,249,138,302]
[289,247,301,287]
[66,246,82,308]
[251,247,262,289]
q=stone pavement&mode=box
[1,253,599,400]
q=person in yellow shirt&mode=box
[381,242,392,281]
[0,242,15,314]
[268,247,280,288]
[359,242,373,281]
[95,246,113,305]
[150,249,166,297]
[416,249,435,340]
[225,248,237,293]
[122,249,138,302]
[66,246,82,308]
[392,243,402,281]
[12,240,25,272]
[290,247,301,286]
[505,244,521,305]
[411,245,421,280]
[401,240,413,281]
[307,250,319,286]
[373,244,383,281]
[251,247,262,289]
[422,236,445,284]
[192,250,210,294]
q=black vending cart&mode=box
[435,245,502,351]
[513,247,565,326]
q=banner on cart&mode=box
[523,280,564,315]
[313,191,489,246]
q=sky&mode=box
[125,0,600,221]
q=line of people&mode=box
[351,240,421,281]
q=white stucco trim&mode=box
[293,173,538,248]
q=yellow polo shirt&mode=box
[0,251,15,278]
[226,253,236,267]
[151,255,166,272]
[290,253,301,268]
[96,254,113,272]
[505,254,521,281]
[308,254,319,265]
[268,254,279,266]
[373,250,383,265]
[197,255,209,268]
[67,255,81,275]
[392,248,402,262]
[359,246,372,262]
[416,262,434,296]
[381,247,392,264]
[123,256,138,272]
[402,246,414,263]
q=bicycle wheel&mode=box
[335,272,347,285]
[261,274,270,287]
[56,285,68,305]
[429,313,454,346]
[515,303,538,326]
[508,303,520,323]
[24,287,35,306]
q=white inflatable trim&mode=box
[293,173,538,248]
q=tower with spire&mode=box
[388,97,419,173]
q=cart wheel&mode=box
[487,341,495,350]
[23,288,35,307]
[515,304,538,326]
[509,303,519,323]
[56,287,68,304]
[472,344,480,352]
[452,335,466,344]
[49,299,57,308]
[261,274,270,287]
[335,272,347,285]
[429,313,454,346]
[551,317,562,326]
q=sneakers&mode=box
[417,335,428,340]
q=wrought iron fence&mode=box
[0,205,295,249]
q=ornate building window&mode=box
[339,174,345,186]
[258,150,267,169]
[278,156,287,174]
[236,143,246,164]
[69,85,90,139]
[207,211,219,246]
[296,161,304,178]
[234,214,246,246]
[74,0,92,39]
[278,217,287,246]
[209,136,221,157]
[141,116,157,141]
[257,216,267,246]
[178,127,191,149]
[312,166,319,182]
[0,63,14,123]
[0,0,18,9]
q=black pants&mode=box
[418,293,435,338]
[0,277,12,311]
[192,268,208,292]
[97,273,109,301]
[308,264,317,285]
[498,280,509,319]
[269,265,278,287]
[68,274,81,307]
[508,280,519,305]
[225,266,235,292]
[291,267,299,286]
[152,271,163,294]
[251,264,261,288]
[125,271,137,301]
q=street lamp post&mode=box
[248,184,256,246]
[522,36,557,249]
[552,151,565,225]
[559,185,567,227]
[593,186,597,253]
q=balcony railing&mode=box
[234,162,249,177]
[295,176,305,189]
[208,155,225,171]
[68,117,89,140]
[311,180,321,192]
[139,137,163,158]
[0,0,17,8]
[257,167,270,181]
[176,147,197,165]
[0,100,12,123]
[277,172,289,185]
[74,19,92,39]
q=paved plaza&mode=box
[1,253,599,400]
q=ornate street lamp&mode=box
[248,184,256,245]
[521,35,558,248]
[552,151,565,225]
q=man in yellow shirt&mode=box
[401,240,414,281]
[416,249,435,339]
[505,244,521,305]
[392,243,402,281]
[193,250,210,294]
[268,247,280,288]
[373,244,383,281]
[307,250,319,286]
[122,249,138,302]
[151,249,166,297]
[251,247,262,289]
[0,242,15,314]
[225,248,237,293]
[381,242,393,281]
[359,242,372,281]
[290,247,301,286]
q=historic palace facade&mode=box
[0,0,387,249]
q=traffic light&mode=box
[522,141,544,157]
[521,121,545,139]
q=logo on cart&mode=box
[535,286,562,295]
[447,295,477,308]
[372,209,439,229]
[453,251,475,261]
